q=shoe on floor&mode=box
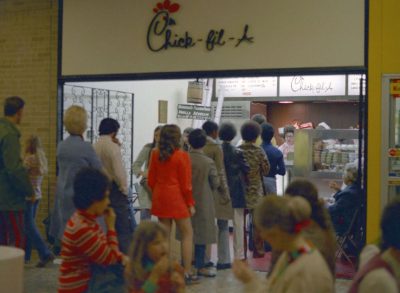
[216,263,231,270]
[36,254,55,268]
[197,267,216,278]
[184,273,200,285]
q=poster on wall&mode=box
[61,0,365,76]
[177,104,211,120]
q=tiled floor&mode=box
[23,260,351,293]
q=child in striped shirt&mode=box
[125,221,185,293]
[58,167,128,293]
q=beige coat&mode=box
[203,137,233,220]
[245,249,334,293]
[189,150,219,244]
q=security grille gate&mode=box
[62,84,134,186]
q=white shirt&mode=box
[93,135,128,195]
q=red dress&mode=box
[148,149,194,219]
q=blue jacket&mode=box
[49,135,102,240]
[261,142,286,178]
[328,183,361,235]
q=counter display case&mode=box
[293,129,359,179]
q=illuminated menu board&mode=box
[216,77,278,97]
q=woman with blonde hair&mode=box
[23,135,54,266]
[233,196,333,293]
[147,124,198,284]
[49,105,102,249]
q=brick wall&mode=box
[0,0,58,231]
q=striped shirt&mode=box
[58,210,123,293]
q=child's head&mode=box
[255,195,311,251]
[25,135,43,154]
[73,167,111,216]
[127,222,169,285]
[188,129,207,150]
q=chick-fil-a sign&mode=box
[147,0,254,52]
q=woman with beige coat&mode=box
[233,196,333,293]
[132,126,161,220]
[202,120,232,269]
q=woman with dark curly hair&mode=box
[147,124,198,284]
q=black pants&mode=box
[110,183,133,254]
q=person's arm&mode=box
[276,152,286,176]
[214,146,230,200]
[74,227,123,266]
[86,143,103,170]
[259,149,270,176]
[3,133,33,197]
[209,161,220,191]
[178,152,194,207]
[132,146,150,177]
[147,150,157,191]
[328,191,353,215]
[233,260,266,293]
[111,145,128,195]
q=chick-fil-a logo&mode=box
[147,0,254,52]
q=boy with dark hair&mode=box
[202,120,219,137]
[0,96,33,248]
[94,117,132,253]
[59,167,127,293]
[202,121,232,270]
[98,118,120,136]
[188,129,219,276]
[260,123,286,194]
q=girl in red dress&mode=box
[148,124,198,284]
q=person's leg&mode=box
[0,211,9,245]
[175,218,194,275]
[251,211,265,258]
[233,208,245,260]
[24,201,53,265]
[158,218,172,236]
[263,177,277,195]
[24,203,33,261]
[109,184,133,254]
[216,219,231,268]
[194,244,206,270]
[8,210,25,249]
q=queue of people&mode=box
[0,97,398,293]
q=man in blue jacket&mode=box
[0,96,34,248]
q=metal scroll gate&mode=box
[62,84,134,187]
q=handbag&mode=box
[139,177,152,198]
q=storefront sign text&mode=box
[147,1,254,52]
[280,75,346,97]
